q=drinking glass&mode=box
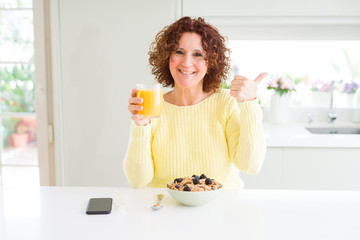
[136,83,163,119]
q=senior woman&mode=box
[124,17,267,189]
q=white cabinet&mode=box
[241,147,360,190]
[240,148,283,189]
[283,148,360,190]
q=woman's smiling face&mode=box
[169,32,208,90]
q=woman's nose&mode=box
[181,54,193,66]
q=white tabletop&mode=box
[1,186,359,240]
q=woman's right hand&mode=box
[128,87,151,126]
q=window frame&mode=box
[33,0,54,186]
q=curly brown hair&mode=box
[148,17,231,92]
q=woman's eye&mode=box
[194,53,203,57]
[175,50,183,54]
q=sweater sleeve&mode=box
[123,121,154,188]
[225,98,267,174]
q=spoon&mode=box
[151,194,164,210]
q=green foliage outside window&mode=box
[0,64,35,148]
[0,64,35,112]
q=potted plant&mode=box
[309,79,331,107]
[338,80,359,107]
[266,75,298,124]
[10,120,30,148]
[331,49,360,107]
[267,75,297,97]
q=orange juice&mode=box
[136,84,163,118]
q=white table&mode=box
[1,187,359,240]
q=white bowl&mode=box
[166,182,223,207]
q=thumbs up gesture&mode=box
[229,72,268,103]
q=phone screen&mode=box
[86,198,112,215]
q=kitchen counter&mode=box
[263,122,360,148]
[1,186,359,240]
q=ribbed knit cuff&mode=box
[131,121,152,132]
[237,99,264,141]
[128,121,152,164]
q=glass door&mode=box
[0,0,39,186]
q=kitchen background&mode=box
[0,0,359,189]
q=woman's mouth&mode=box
[179,69,195,75]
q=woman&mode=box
[124,17,267,189]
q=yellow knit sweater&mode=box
[123,89,266,188]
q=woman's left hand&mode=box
[230,72,268,103]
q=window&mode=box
[0,0,39,186]
[229,40,360,108]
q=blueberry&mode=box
[192,174,200,179]
[175,184,180,189]
[200,174,207,179]
[205,178,212,185]
[183,186,191,191]
[174,178,181,183]
[211,187,215,190]
[192,178,199,185]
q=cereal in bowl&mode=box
[167,174,221,192]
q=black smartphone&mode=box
[86,198,112,215]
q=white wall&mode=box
[52,0,177,186]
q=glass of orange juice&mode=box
[136,83,163,119]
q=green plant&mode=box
[0,64,35,148]
[220,81,230,89]
[0,64,35,112]
[343,49,360,80]
[331,49,360,94]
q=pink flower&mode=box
[268,77,279,88]
[320,82,330,92]
[266,75,297,96]
[311,79,330,92]
[280,77,294,90]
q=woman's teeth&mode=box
[179,70,195,74]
